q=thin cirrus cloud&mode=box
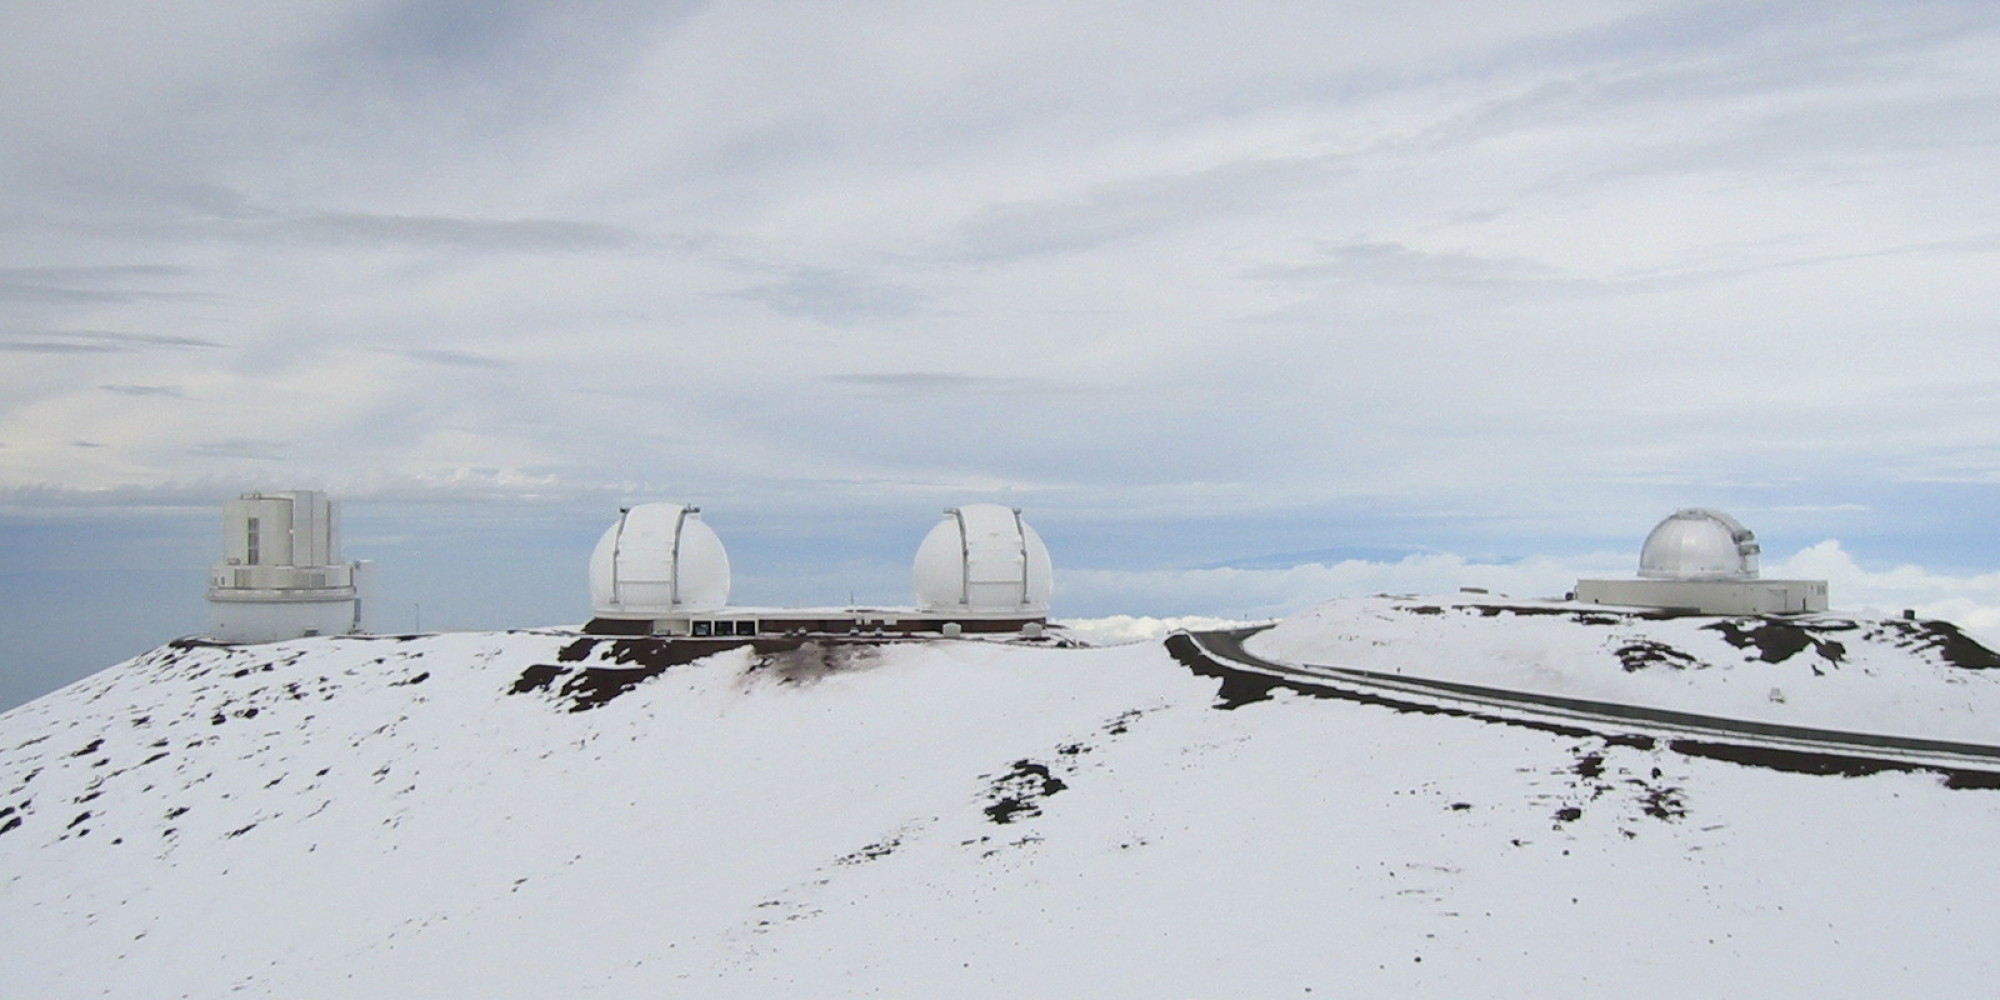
[185,439,288,461]
[823,373,1095,397]
[1249,241,1573,288]
[0,3,1994,617]
[0,330,226,353]
[727,266,928,325]
[98,383,187,397]
[948,156,1337,264]
[0,265,190,284]
[0,265,207,309]
[0,282,203,307]
[391,348,511,370]
[257,212,644,253]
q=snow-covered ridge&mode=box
[1246,595,2000,745]
[7,603,2000,996]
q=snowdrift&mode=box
[1247,595,2000,744]
[4,604,2000,997]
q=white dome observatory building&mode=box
[207,490,374,642]
[1575,508,1827,615]
[913,504,1053,623]
[582,501,1055,637]
[587,503,732,634]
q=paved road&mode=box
[1178,626,2000,780]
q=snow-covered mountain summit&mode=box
[1245,595,2000,746]
[5,598,2000,997]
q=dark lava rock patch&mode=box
[1546,745,1689,832]
[552,637,743,671]
[1639,783,1688,821]
[746,641,883,686]
[1865,618,2000,670]
[835,836,901,866]
[982,759,1070,825]
[1470,603,1690,624]
[514,636,900,711]
[511,638,760,712]
[1697,615,2000,671]
[1614,640,1702,672]
[1705,620,1846,667]
[509,661,676,713]
[1404,603,1691,625]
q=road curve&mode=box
[1174,627,2000,784]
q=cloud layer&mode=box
[4,1,2000,648]
[1060,540,2000,650]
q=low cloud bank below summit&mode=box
[1059,541,2000,648]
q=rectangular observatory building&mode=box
[207,490,372,642]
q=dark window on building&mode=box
[246,517,261,565]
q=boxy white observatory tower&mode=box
[207,490,373,642]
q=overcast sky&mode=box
[5,1,2000,707]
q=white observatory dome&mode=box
[589,503,730,616]
[1638,508,1760,581]
[913,504,1053,616]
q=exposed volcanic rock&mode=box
[5,601,2000,997]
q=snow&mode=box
[4,608,2000,997]
[1248,595,2000,744]
[1057,613,1259,645]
